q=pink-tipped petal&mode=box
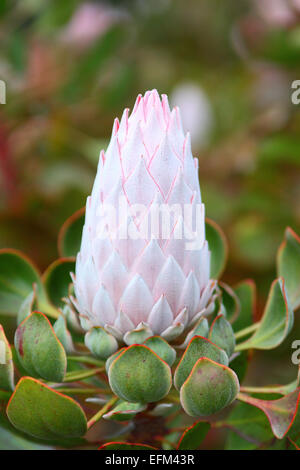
[153,256,185,314]
[148,295,174,334]
[92,284,116,326]
[119,274,154,326]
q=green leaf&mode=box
[108,344,172,404]
[174,336,228,391]
[277,227,300,310]
[15,312,67,382]
[225,401,273,450]
[144,336,176,366]
[229,351,248,383]
[0,250,49,317]
[105,348,126,374]
[85,327,118,360]
[0,325,14,391]
[233,280,256,332]
[0,414,52,450]
[7,377,87,440]
[179,317,209,349]
[103,401,146,422]
[205,218,228,279]
[237,389,300,439]
[61,302,83,335]
[99,442,157,450]
[180,358,240,417]
[58,208,85,257]
[53,315,75,354]
[43,258,75,308]
[17,286,36,325]
[219,282,240,323]
[177,422,210,450]
[209,314,236,358]
[236,278,294,351]
[124,323,153,345]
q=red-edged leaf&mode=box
[233,279,256,333]
[219,282,240,324]
[15,311,67,382]
[236,278,294,351]
[237,389,300,439]
[99,442,157,450]
[103,401,146,422]
[0,249,50,316]
[7,377,87,440]
[205,218,228,279]
[277,227,300,311]
[177,421,210,450]
[58,208,85,258]
[43,258,75,308]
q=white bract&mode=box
[72,90,215,343]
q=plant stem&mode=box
[240,381,297,395]
[239,385,278,394]
[87,396,118,429]
[235,322,260,340]
[63,367,105,383]
[236,392,262,406]
[67,355,104,367]
[38,301,60,319]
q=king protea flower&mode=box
[72,90,216,344]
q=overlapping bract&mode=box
[73,90,215,343]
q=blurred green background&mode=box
[0,0,300,393]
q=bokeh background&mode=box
[0,0,300,426]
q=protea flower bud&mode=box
[72,90,215,344]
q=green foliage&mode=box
[236,278,294,351]
[174,336,228,391]
[15,312,67,382]
[233,280,256,332]
[277,227,300,311]
[238,390,300,440]
[123,323,153,345]
[103,401,146,422]
[219,282,240,323]
[177,422,210,450]
[205,218,228,279]
[85,326,118,360]
[53,315,75,354]
[144,336,176,366]
[180,358,239,417]
[225,402,273,450]
[1,0,300,450]
[58,208,85,258]
[209,314,236,357]
[7,377,87,440]
[0,414,52,450]
[108,344,172,403]
[99,443,157,450]
[43,259,75,308]
[17,288,36,325]
[0,250,49,317]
